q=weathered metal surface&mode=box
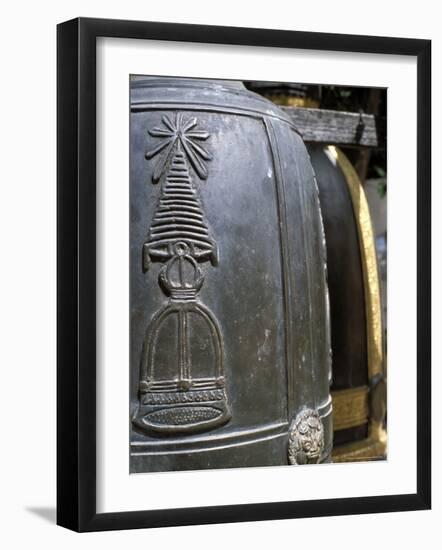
[308,145,369,392]
[130,78,332,473]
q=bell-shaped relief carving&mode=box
[132,114,231,434]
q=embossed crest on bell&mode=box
[133,114,230,434]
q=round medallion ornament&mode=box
[288,409,325,465]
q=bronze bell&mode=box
[130,77,332,472]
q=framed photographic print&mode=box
[57,17,431,532]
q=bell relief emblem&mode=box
[133,114,231,434]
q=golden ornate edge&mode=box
[263,94,320,109]
[330,146,383,379]
[327,146,387,461]
[331,386,369,431]
[332,421,387,462]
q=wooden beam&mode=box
[282,107,386,149]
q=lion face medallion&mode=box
[288,409,324,465]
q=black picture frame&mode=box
[57,17,431,532]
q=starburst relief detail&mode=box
[146,113,212,183]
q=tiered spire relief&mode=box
[133,113,230,435]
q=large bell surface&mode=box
[130,78,332,472]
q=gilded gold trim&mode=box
[264,94,320,109]
[332,421,387,462]
[328,146,383,380]
[331,386,369,431]
[326,146,386,462]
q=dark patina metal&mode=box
[242,81,386,459]
[130,78,332,472]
